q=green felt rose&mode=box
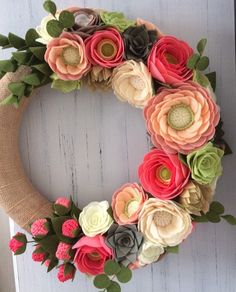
[105,224,143,267]
[100,11,135,32]
[187,142,224,184]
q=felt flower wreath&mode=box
[0,1,234,292]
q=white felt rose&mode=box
[79,201,114,237]
[138,198,193,247]
[36,14,59,44]
[138,240,164,265]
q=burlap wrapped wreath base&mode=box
[0,66,52,232]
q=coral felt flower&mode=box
[147,36,193,85]
[45,32,91,81]
[138,148,190,200]
[187,142,224,184]
[138,198,193,246]
[112,60,153,108]
[79,201,113,237]
[85,28,124,68]
[73,235,113,275]
[144,81,220,154]
[112,183,148,225]
[136,18,164,37]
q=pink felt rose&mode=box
[112,183,148,225]
[73,235,113,275]
[57,264,76,282]
[144,81,220,154]
[138,149,190,200]
[31,218,49,238]
[45,32,91,80]
[147,36,193,85]
[85,28,124,68]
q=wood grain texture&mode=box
[0,0,235,291]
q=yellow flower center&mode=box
[62,46,81,66]
[156,166,171,184]
[130,76,145,90]
[124,199,140,218]
[97,39,117,60]
[87,252,101,261]
[165,53,178,64]
[168,104,194,130]
[154,211,173,227]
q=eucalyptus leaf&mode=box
[187,53,200,69]
[104,260,121,276]
[0,34,9,47]
[107,281,121,292]
[46,19,63,38]
[221,215,236,225]
[59,11,75,28]
[43,0,57,16]
[8,33,26,49]
[197,38,207,56]
[196,56,209,71]
[192,214,208,223]
[206,211,221,223]
[116,265,132,283]
[93,274,111,289]
[210,201,225,215]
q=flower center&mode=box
[168,104,194,130]
[97,39,117,60]
[165,53,178,64]
[130,76,145,90]
[125,199,140,218]
[156,166,171,184]
[62,46,81,66]
[153,211,173,227]
[87,252,101,261]
[74,13,93,27]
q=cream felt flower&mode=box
[79,201,113,237]
[112,60,153,108]
[138,240,164,265]
[138,198,192,247]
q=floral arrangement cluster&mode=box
[3,1,235,292]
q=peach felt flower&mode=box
[45,32,90,80]
[112,183,148,225]
[144,81,220,154]
[136,18,164,37]
[138,149,190,200]
[147,36,193,85]
[85,28,124,68]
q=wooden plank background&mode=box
[0,0,235,291]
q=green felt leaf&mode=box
[23,73,41,86]
[107,281,121,292]
[43,0,57,16]
[12,51,32,65]
[196,56,209,71]
[197,38,207,56]
[25,85,34,97]
[64,263,76,277]
[13,233,27,243]
[165,245,179,254]
[47,257,59,273]
[29,47,46,61]
[192,214,208,223]
[221,215,236,225]
[187,53,200,69]
[51,79,81,93]
[8,33,26,49]
[0,34,9,47]
[8,82,26,97]
[178,153,188,166]
[104,260,121,276]
[94,274,111,289]
[0,94,19,106]
[70,201,81,219]
[59,11,75,28]
[194,70,209,88]
[38,235,59,255]
[210,201,225,215]
[53,204,70,216]
[25,28,40,47]
[206,211,221,223]
[14,244,27,255]
[116,265,132,283]
[205,71,216,92]
[51,216,75,244]
[46,19,64,38]
[32,63,52,76]
[0,59,17,72]
[33,246,45,254]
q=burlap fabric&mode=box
[0,66,52,232]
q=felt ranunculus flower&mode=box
[178,181,214,216]
[55,242,72,261]
[136,18,164,37]
[147,36,193,85]
[106,224,143,267]
[79,201,113,237]
[138,198,193,246]
[187,142,224,185]
[85,28,124,68]
[138,148,190,200]
[31,218,49,238]
[45,32,91,81]
[112,183,148,225]
[144,81,220,154]
[112,60,153,108]
[73,235,113,275]
[100,11,135,32]
[9,232,27,255]
[62,219,80,238]
[123,25,157,61]
[57,263,76,282]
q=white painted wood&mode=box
[0,0,235,291]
